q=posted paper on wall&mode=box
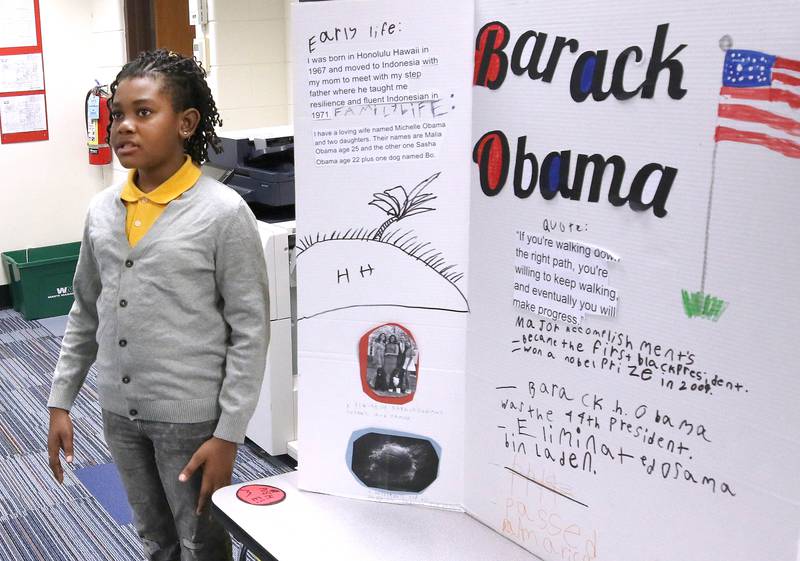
[0,0,37,48]
[0,53,43,92]
[0,93,45,133]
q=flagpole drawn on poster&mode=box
[689,37,800,320]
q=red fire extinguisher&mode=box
[86,83,112,165]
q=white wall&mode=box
[203,0,292,131]
[285,0,293,124]
[89,0,129,188]
[0,0,127,285]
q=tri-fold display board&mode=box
[292,1,800,559]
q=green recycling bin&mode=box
[2,242,81,320]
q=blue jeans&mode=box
[102,410,233,561]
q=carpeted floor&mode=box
[0,308,292,560]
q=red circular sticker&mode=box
[236,484,286,506]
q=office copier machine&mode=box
[252,220,297,458]
[204,127,298,458]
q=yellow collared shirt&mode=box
[120,156,201,247]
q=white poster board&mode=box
[292,0,474,507]
[464,1,800,560]
[292,0,800,559]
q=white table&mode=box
[212,471,536,561]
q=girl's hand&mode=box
[179,436,238,514]
[47,408,74,484]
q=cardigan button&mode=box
[120,299,128,308]
[119,339,127,347]
[129,409,138,416]
[125,259,134,268]
[122,376,130,384]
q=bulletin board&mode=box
[0,0,49,143]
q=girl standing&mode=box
[383,334,401,392]
[372,332,387,391]
[46,50,269,561]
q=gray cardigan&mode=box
[47,176,270,443]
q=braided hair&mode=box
[107,49,222,164]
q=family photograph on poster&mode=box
[364,324,419,397]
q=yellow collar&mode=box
[120,156,201,204]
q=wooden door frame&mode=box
[124,0,155,60]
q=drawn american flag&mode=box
[716,49,800,158]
